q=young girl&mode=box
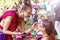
[38,19,55,40]
[0,3,37,40]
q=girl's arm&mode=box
[25,22,38,33]
[3,16,22,35]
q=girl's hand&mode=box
[31,22,38,29]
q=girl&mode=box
[0,3,36,40]
[39,19,55,40]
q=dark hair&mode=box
[43,19,55,40]
[22,3,32,11]
[43,19,54,35]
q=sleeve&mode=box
[1,11,15,19]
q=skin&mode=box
[39,27,49,40]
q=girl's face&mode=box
[41,16,44,20]
[23,8,32,18]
